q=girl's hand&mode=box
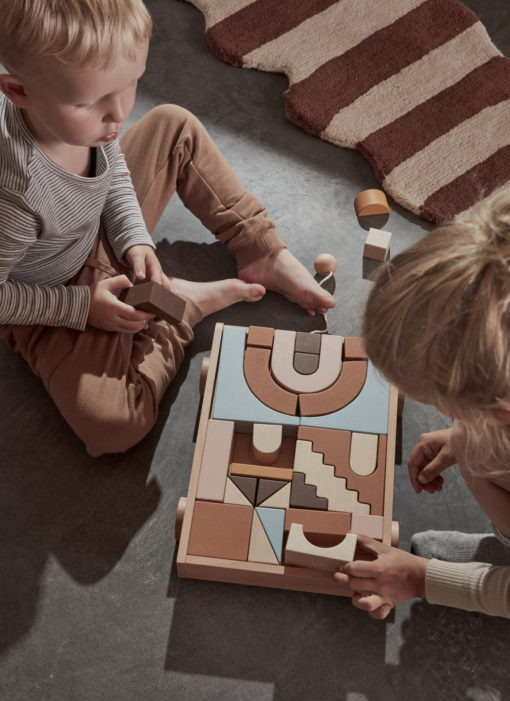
[87,275,154,333]
[408,428,456,494]
[124,244,164,284]
[337,535,429,619]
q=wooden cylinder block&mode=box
[354,189,389,217]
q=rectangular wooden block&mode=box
[247,325,274,348]
[230,462,293,482]
[284,508,351,536]
[351,514,384,540]
[119,281,186,323]
[187,501,253,561]
[343,337,367,360]
[295,332,321,354]
[196,419,235,502]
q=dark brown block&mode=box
[293,352,319,375]
[290,472,328,510]
[256,479,288,506]
[295,332,321,354]
[120,282,186,324]
[230,475,258,505]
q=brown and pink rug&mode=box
[183,0,510,224]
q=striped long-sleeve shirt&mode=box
[0,93,154,330]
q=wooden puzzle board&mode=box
[176,323,398,596]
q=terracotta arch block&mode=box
[299,360,368,416]
[244,346,298,415]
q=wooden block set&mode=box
[176,323,398,597]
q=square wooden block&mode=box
[363,228,392,262]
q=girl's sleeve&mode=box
[425,559,510,618]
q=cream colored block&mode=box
[258,482,291,509]
[350,433,379,476]
[285,524,357,571]
[251,423,283,465]
[248,510,279,565]
[363,228,392,261]
[224,477,253,507]
[271,330,343,393]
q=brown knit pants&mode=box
[1,105,285,456]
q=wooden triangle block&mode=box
[258,482,291,509]
[256,479,288,506]
[248,510,279,565]
[224,477,252,506]
[230,475,257,505]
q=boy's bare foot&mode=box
[238,249,336,316]
[164,276,265,318]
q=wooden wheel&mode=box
[199,356,210,396]
[391,520,400,547]
[175,497,187,541]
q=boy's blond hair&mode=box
[363,189,510,417]
[0,0,152,70]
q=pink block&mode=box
[350,514,384,540]
[196,419,235,502]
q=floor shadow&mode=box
[165,577,510,700]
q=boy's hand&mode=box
[87,275,155,333]
[124,244,164,284]
[337,535,429,619]
[408,428,456,494]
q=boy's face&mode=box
[6,41,148,148]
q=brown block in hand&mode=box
[120,281,186,323]
[187,501,253,561]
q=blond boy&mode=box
[0,0,334,456]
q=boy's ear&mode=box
[0,74,30,107]
[492,401,510,424]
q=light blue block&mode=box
[256,507,285,563]
[212,326,300,428]
[300,360,390,434]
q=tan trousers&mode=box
[1,105,285,456]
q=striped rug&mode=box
[183,0,510,224]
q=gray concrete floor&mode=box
[1,1,510,699]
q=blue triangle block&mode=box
[256,507,285,563]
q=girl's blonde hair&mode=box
[363,188,510,418]
[0,0,152,70]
